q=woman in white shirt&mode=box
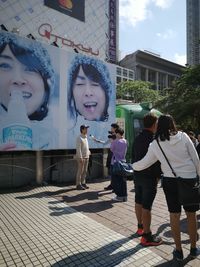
[133,115,200,261]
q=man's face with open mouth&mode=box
[73,66,106,121]
[0,45,45,116]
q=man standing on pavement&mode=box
[132,113,162,246]
[76,125,91,190]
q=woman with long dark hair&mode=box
[133,115,200,261]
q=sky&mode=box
[119,0,186,66]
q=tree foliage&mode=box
[117,80,160,104]
[156,65,200,131]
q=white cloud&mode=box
[119,0,151,27]
[174,53,186,66]
[156,29,176,39]
[119,0,174,28]
[152,0,174,9]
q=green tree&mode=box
[156,65,200,131]
[117,80,160,104]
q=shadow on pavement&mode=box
[15,187,76,200]
[48,200,114,216]
[155,255,196,267]
[48,205,77,216]
[70,200,114,213]
[155,216,200,246]
[50,236,144,267]
[61,190,100,202]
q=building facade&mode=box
[0,0,119,63]
[187,0,200,66]
[116,66,135,85]
[120,50,185,90]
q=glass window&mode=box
[158,72,166,90]
[117,67,121,75]
[129,71,134,79]
[133,119,143,138]
[148,69,156,83]
[123,69,128,76]
[116,76,121,84]
[140,67,146,81]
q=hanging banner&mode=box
[44,0,85,22]
[108,0,117,63]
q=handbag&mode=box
[112,160,134,177]
[156,139,200,206]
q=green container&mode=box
[116,102,162,162]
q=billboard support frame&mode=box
[36,151,43,185]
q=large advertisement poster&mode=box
[44,0,85,22]
[0,31,116,151]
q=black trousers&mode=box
[106,149,113,176]
[111,166,127,197]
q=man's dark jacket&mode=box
[132,129,161,178]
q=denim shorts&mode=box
[134,175,157,210]
[162,177,199,213]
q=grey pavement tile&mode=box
[39,258,49,264]
[30,257,40,263]
[0,185,192,267]
[0,259,6,265]
[11,253,20,260]
[20,256,29,261]
[13,258,23,264]
[46,255,55,260]
[27,252,37,258]
[22,259,33,265]
[37,254,45,260]
[15,263,25,267]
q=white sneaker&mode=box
[112,196,127,202]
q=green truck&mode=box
[116,102,162,162]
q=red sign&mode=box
[38,23,99,56]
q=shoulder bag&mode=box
[156,139,200,206]
[112,158,134,177]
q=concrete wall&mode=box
[0,151,104,189]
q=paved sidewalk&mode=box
[0,179,200,267]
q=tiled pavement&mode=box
[0,178,200,267]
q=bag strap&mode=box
[156,139,177,177]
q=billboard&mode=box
[0,31,116,151]
[44,0,85,22]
